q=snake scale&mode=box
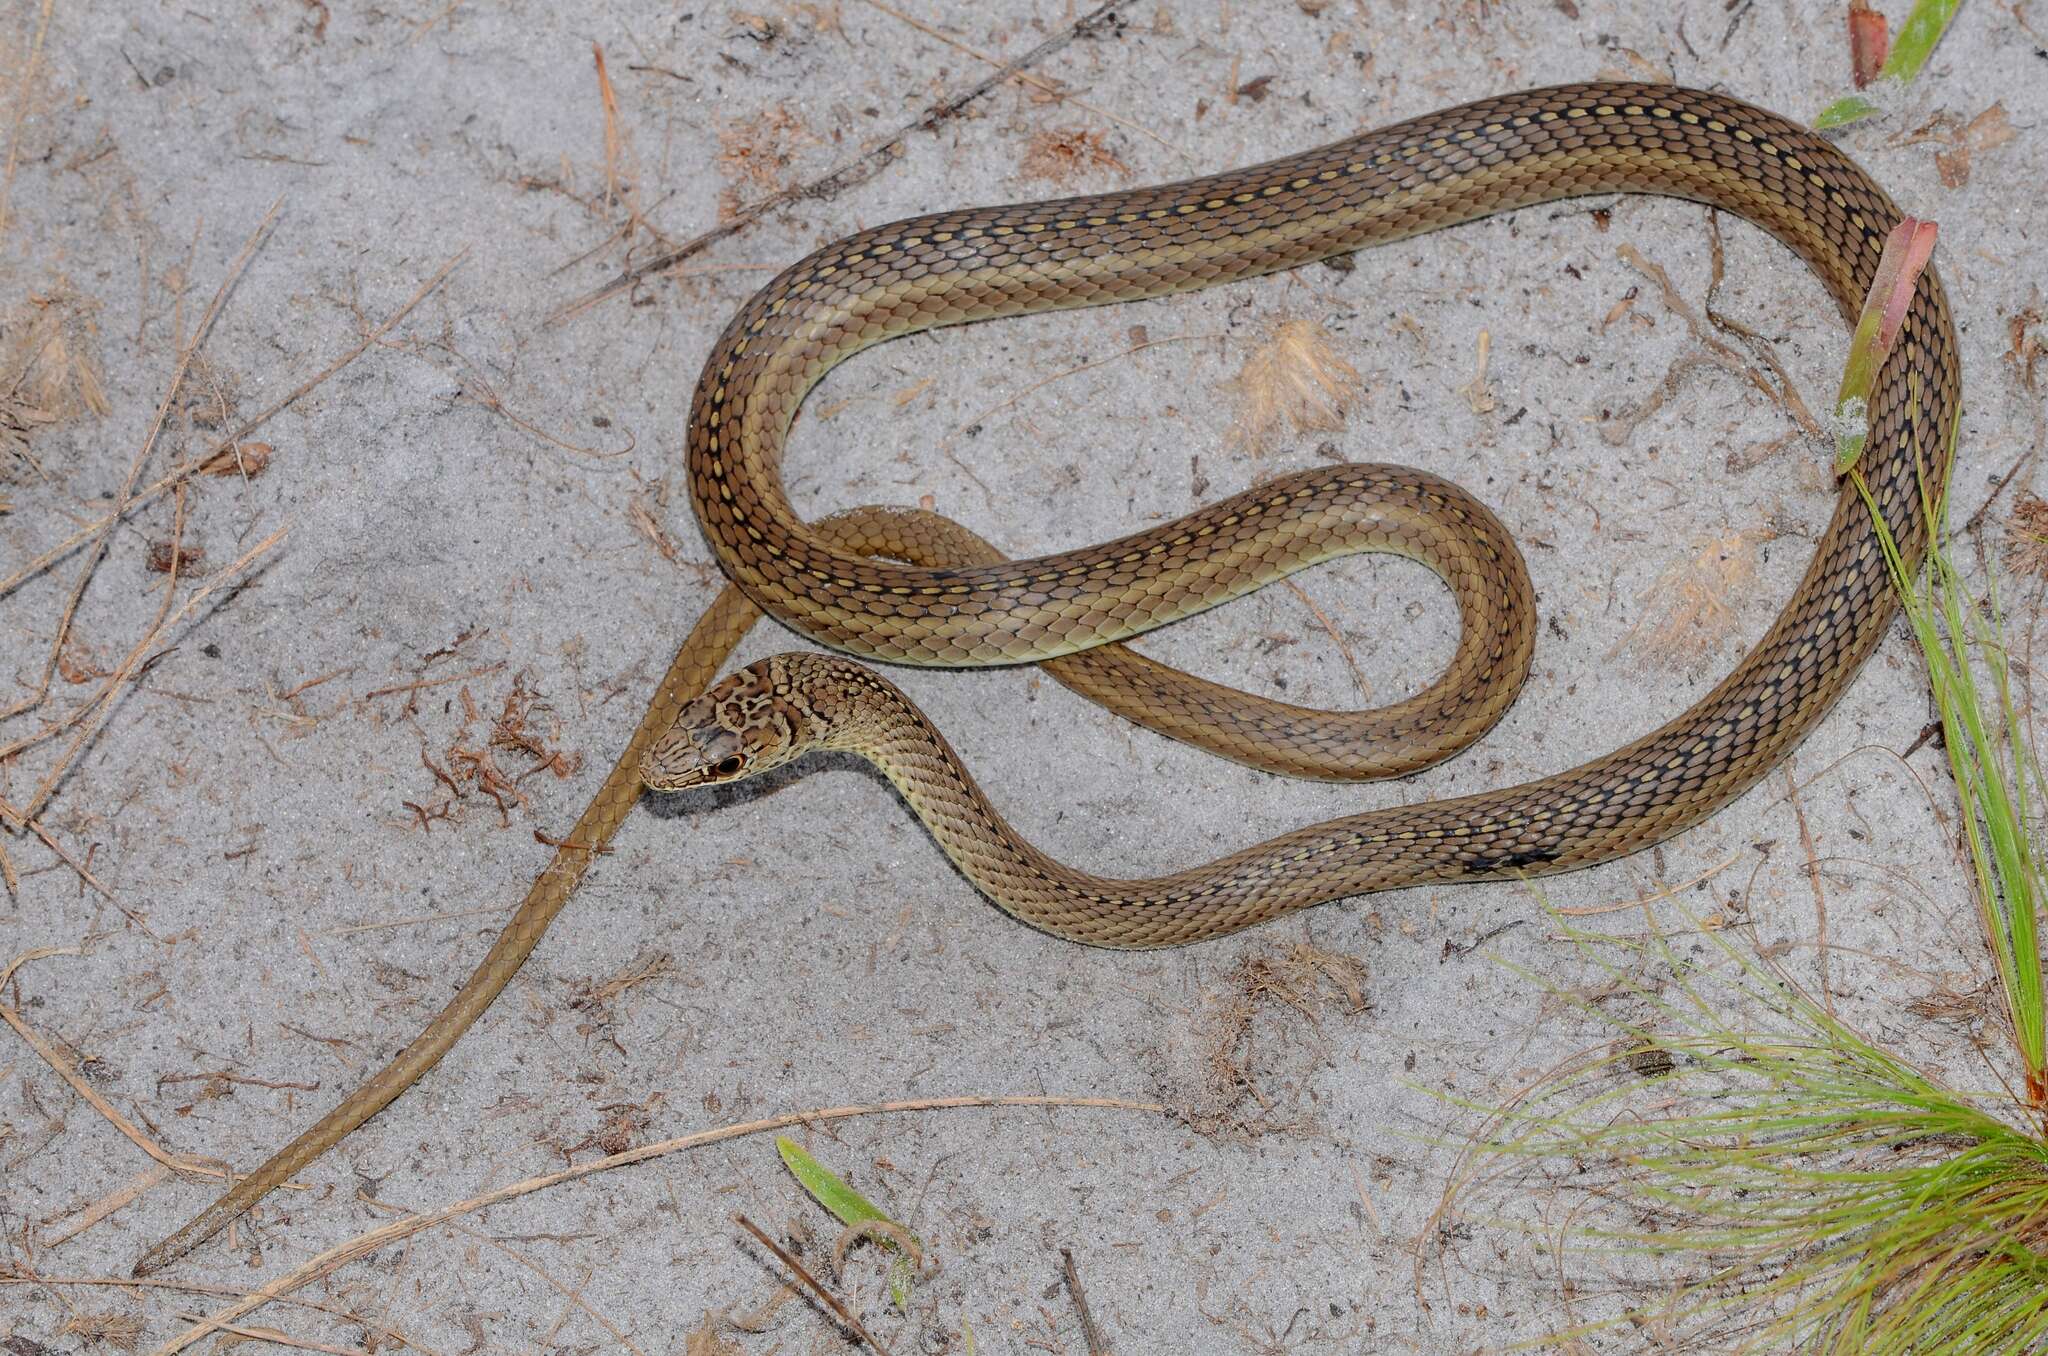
[135,83,1958,1275]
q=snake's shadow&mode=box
[638,749,886,821]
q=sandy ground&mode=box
[4,1,2047,1351]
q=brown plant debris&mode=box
[146,540,205,574]
[716,105,817,221]
[197,441,274,477]
[2006,291,2044,392]
[1932,103,2017,189]
[1610,527,1777,670]
[1171,943,1370,1137]
[682,1316,742,1356]
[2006,492,2048,578]
[407,671,581,828]
[1605,240,1820,470]
[58,1313,144,1352]
[1018,127,1127,184]
[1226,317,1364,454]
[3,289,111,427]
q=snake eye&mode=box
[714,755,744,778]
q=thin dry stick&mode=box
[552,0,1136,320]
[735,1214,892,1356]
[946,333,1219,444]
[150,1095,1162,1356]
[1783,764,1834,1015]
[0,249,467,607]
[450,1223,650,1356]
[859,0,1187,162]
[2,993,213,1178]
[1552,852,1741,917]
[1280,578,1372,702]
[1060,1248,1109,1356]
[0,482,189,767]
[0,1275,445,1356]
[22,526,287,821]
[0,0,56,237]
[40,1163,175,1247]
[169,1316,366,1356]
[0,199,281,729]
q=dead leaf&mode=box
[1934,102,2016,188]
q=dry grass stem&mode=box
[0,248,463,606]
[859,0,1184,162]
[150,1095,1160,1356]
[0,0,56,237]
[1,948,307,1190]
[1279,578,1372,701]
[949,332,1218,445]
[553,1,1136,319]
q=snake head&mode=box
[639,656,817,791]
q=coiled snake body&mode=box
[137,83,1958,1275]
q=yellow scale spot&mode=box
[1117,213,1138,223]
[1538,110,1559,121]
[1783,156,1803,171]
[1023,223,1045,232]
[1566,107,1588,118]
[1595,105,1616,116]
[1428,137,1447,148]
[1148,208,1169,218]
[1087,217,1107,226]
[918,586,944,596]
[1262,184,1283,196]
[1318,168,1339,179]
[1624,105,1643,115]
[992,225,1013,235]
[1231,191,1254,203]
[1204,198,1225,209]
[718,483,734,501]
[873,243,893,254]
[1347,161,1365,173]
[933,231,952,241]
[1735,128,1754,142]
[720,362,733,377]
[1175,203,1198,214]
[1758,141,1777,155]
[1290,177,1310,189]
[1707,118,1727,132]
[889,586,911,595]
[749,317,765,331]
[1809,173,1826,187]
[1055,220,1076,230]
[1511,115,1530,126]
